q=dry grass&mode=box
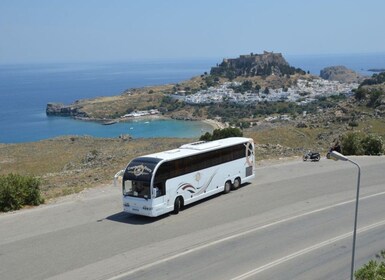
[0,136,190,200]
[358,118,385,138]
[246,125,329,151]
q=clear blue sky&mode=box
[1,0,385,63]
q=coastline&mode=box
[202,119,228,130]
[116,115,228,133]
[115,113,169,123]
[79,113,226,131]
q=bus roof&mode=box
[139,137,252,162]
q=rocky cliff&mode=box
[46,103,88,118]
[320,66,365,83]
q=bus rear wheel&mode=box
[232,177,241,190]
[224,181,231,194]
[173,196,183,214]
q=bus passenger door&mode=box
[153,182,167,208]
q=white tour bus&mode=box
[114,137,255,217]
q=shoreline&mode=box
[1,116,226,144]
[202,119,228,130]
[77,113,227,131]
[115,115,228,132]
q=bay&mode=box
[0,59,219,143]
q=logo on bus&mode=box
[127,164,152,177]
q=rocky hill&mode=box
[210,51,305,78]
[320,65,365,83]
[46,102,89,118]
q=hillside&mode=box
[0,137,190,200]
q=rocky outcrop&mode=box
[320,66,365,83]
[46,103,88,118]
[210,51,305,78]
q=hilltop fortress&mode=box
[210,51,304,77]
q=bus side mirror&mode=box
[114,170,125,188]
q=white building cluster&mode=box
[122,109,159,118]
[180,79,358,105]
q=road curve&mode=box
[0,156,384,280]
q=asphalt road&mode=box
[1,156,384,280]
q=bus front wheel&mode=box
[224,181,231,194]
[232,177,241,190]
[173,196,183,214]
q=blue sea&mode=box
[1,54,385,144]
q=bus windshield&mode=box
[123,180,150,198]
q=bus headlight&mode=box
[143,206,153,211]
[124,202,130,207]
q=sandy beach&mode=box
[120,115,227,131]
[202,119,228,130]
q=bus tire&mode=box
[224,181,231,194]
[173,196,183,214]
[232,177,241,190]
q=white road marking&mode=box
[108,191,385,280]
[231,219,385,280]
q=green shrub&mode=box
[199,127,243,141]
[0,174,44,212]
[341,132,364,155]
[355,250,385,280]
[341,132,384,155]
[361,134,384,155]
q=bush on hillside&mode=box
[341,132,384,155]
[341,132,364,155]
[0,173,44,212]
[200,127,243,141]
[361,134,384,155]
[354,72,385,107]
[360,72,385,87]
